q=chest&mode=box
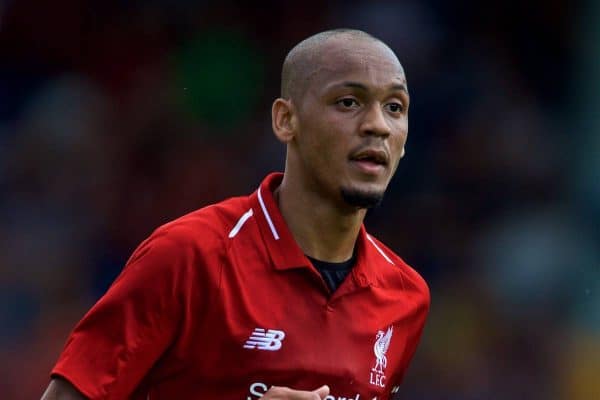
[148,249,419,400]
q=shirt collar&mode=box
[250,172,307,270]
[249,172,395,287]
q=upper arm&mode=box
[50,233,190,399]
[41,378,88,400]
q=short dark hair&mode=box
[280,29,384,102]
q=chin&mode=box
[340,186,385,209]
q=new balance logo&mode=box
[243,328,285,351]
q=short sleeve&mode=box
[51,232,187,399]
[390,285,430,394]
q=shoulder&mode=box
[367,234,430,307]
[114,196,251,297]
[148,196,249,250]
[123,195,250,275]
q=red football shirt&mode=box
[52,173,430,400]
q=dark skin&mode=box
[272,35,408,262]
[40,32,408,400]
[40,378,86,400]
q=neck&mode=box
[275,174,366,263]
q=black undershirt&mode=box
[307,252,357,292]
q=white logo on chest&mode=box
[370,326,393,387]
[243,328,286,351]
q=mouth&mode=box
[348,149,389,175]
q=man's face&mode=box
[290,38,409,209]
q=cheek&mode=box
[388,125,408,165]
[302,116,345,153]
[297,123,341,171]
[392,124,408,149]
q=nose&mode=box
[360,103,391,138]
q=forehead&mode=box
[309,38,406,92]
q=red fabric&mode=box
[52,172,430,399]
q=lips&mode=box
[349,149,389,166]
[348,148,389,176]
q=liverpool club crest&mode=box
[370,326,393,387]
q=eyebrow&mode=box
[336,81,409,95]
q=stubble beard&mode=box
[340,187,384,209]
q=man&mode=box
[41,29,429,400]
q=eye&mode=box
[385,102,404,113]
[337,98,360,109]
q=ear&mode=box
[271,98,297,143]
